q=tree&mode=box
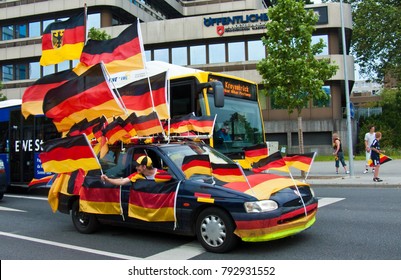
[88,27,111,40]
[257,0,338,153]
[0,81,6,101]
[341,0,401,84]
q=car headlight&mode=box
[244,200,278,213]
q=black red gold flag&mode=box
[40,12,85,66]
[182,154,211,178]
[39,134,101,173]
[78,22,145,74]
[252,151,289,173]
[21,70,78,118]
[243,143,268,164]
[283,152,316,172]
[43,63,125,132]
[211,162,246,183]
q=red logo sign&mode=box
[216,26,225,36]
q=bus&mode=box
[0,61,265,188]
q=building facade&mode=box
[0,0,355,155]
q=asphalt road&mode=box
[1,186,400,260]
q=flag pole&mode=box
[235,162,256,197]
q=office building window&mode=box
[17,24,27,38]
[228,42,245,62]
[87,13,101,29]
[15,64,28,80]
[2,25,13,40]
[57,60,70,72]
[42,19,54,32]
[29,62,40,80]
[209,43,225,64]
[154,48,169,63]
[313,85,331,107]
[29,21,41,37]
[172,47,187,65]
[248,40,265,61]
[190,45,206,65]
[43,65,55,76]
[2,65,13,82]
[145,50,151,61]
[312,35,329,55]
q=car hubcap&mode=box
[200,215,226,247]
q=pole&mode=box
[340,0,354,177]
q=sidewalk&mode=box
[304,159,400,187]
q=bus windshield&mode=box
[206,95,264,158]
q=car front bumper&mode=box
[233,201,318,242]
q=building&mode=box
[0,0,355,155]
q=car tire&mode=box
[71,199,99,234]
[195,207,239,253]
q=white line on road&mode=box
[0,231,141,260]
[0,206,26,212]
[145,241,205,260]
[318,197,345,208]
[5,194,48,201]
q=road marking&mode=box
[145,241,204,260]
[318,197,345,208]
[0,206,26,212]
[5,194,48,201]
[0,231,141,260]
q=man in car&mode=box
[101,155,171,185]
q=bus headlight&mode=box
[244,200,278,213]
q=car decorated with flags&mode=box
[55,140,318,253]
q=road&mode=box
[1,186,401,260]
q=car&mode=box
[56,141,318,253]
[0,159,7,200]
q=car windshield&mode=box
[161,142,233,171]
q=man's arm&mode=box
[101,174,130,186]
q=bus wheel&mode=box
[71,200,99,234]
[195,207,239,253]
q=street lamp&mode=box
[340,0,354,176]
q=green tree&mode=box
[350,0,401,83]
[0,81,6,101]
[88,27,111,40]
[257,0,338,153]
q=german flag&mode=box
[22,70,77,118]
[43,63,125,132]
[40,12,85,66]
[182,154,211,178]
[78,173,122,215]
[118,72,169,120]
[79,22,145,74]
[48,169,85,212]
[211,162,246,183]
[103,117,129,144]
[243,143,268,164]
[28,175,54,188]
[368,154,392,167]
[128,179,176,222]
[189,115,215,134]
[167,114,215,134]
[222,173,308,200]
[284,152,316,172]
[39,134,101,173]
[127,112,164,137]
[252,151,289,173]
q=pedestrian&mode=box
[332,133,349,174]
[364,125,376,174]
[370,131,384,182]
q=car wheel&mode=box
[195,207,239,253]
[71,199,99,234]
